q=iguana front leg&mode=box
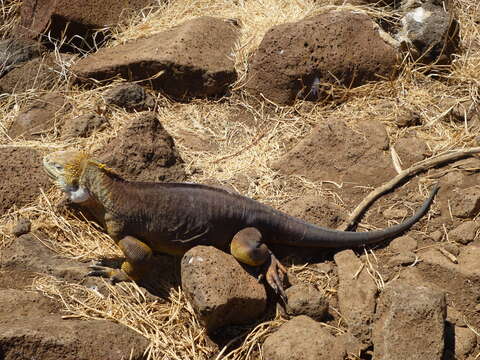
[88,236,153,283]
[230,227,288,300]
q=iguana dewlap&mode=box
[43,150,439,298]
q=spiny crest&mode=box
[88,159,123,179]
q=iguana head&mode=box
[43,150,92,203]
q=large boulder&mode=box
[96,112,185,182]
[181,246,267,332]
[18,0,155,49]
[72,17,239,100]
[272,118,391,189]
[246,11,399,105]
[0,147,51,215]
[263,315,346,360]
[373,280,446,360]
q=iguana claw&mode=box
[87,262,131,284]
[265,254,288,302]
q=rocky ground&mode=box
[0,0,479,359]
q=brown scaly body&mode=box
[43,150,439,297]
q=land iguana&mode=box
[43,150,439,298]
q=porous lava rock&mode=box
[246,11,399,105]
[373,279,446,360]
[448,221,479,245]
[0,235,148,360]
[61,113,108,139]
[181,246,267,332]
[96,112,185,182]
[449,186,480,218]
[18,0,155,50]
[0,38,45,77]
[279,194,346,228]
[8,92,71,139]
[73,17,239,100]
[280,283,329,320]
[272,118,391,188]
[103,83,155,111]
[0,53,72,94]
[0,147,51,215]
[334,250,377,344]
[263,315,346,360]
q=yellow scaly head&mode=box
[43,150,91,202]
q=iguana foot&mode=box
[265,253,288,302]
[87,262,132,284]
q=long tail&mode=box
[274,184,440,248]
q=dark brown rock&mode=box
[279,284,329,320]
[279,194,346,228]
[448,326,477,359]
[246,11,399,105]
[388,251,416,266]
[373,280,446,360]
[389,235,418,253]
[97,112,185,182]
[181,246,267,332]
[12,217,31,237]
[448,221,479,245]
[0,53,71,94]
[0,38,45,77]
[19,0,155,49]
[450,186,480,218]
[334,250,377,344]
[0,289,148,360]
[61,113,107,138]
[0,147,51,215]
[1,234,88,282]
[263,315,346,360]
[73,17,239,99]
[394,135,428,167]
[272,118,391,188]
[8,92,70,139]
[103,83,155,111]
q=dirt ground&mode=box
[1,0,480,359]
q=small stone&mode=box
[103,83,155,112]
[443,243,460,256]
[279,284,329,321]
[12,218,31,237]
[394,108,421,127]
[263,316,346,360]
[450,187,480,219]
[62,114,107,138]
[448,221,479,245]
[430,230,443,242]
[384,208,409,220]
[388,251,416,266]
[389,235,418,253]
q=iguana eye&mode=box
[54,164,63,170]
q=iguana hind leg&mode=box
[88,236,153,283]
[230,227,287,300]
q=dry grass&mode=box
[1,0,480,358]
